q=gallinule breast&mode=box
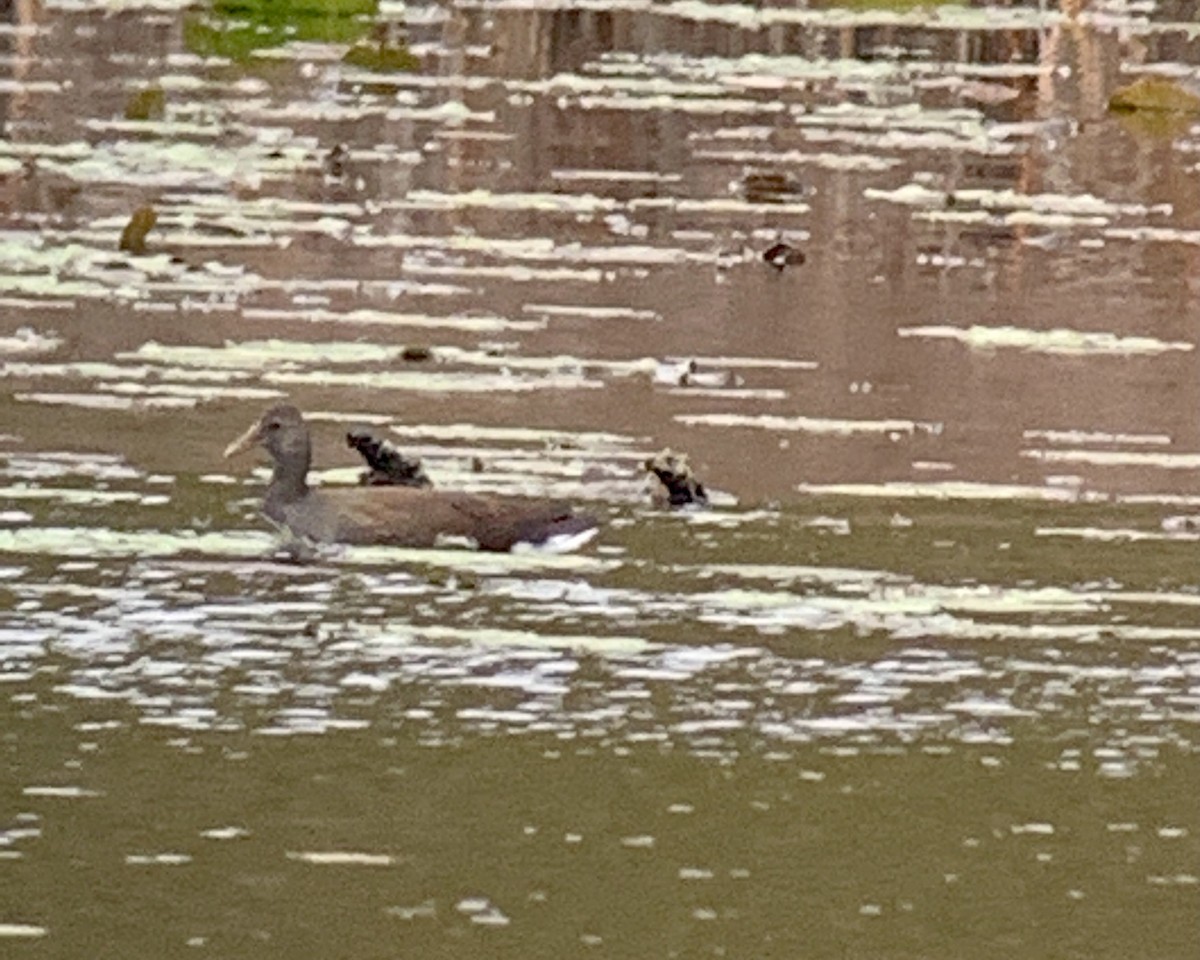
[224,405,598,552]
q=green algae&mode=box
[341,37,420,72]
[185,0,379,61]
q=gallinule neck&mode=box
[224,404,598,552]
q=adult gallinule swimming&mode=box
[224,404,598,552]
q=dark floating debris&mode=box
[119,205,158,255]
[762,241,806,270]
[645,449,709,508]
[668,358,698,386]
[743,171,804,204]
[400,344,433,362]
[324,143,349,179]
[653,357,731,389]
[346,428,432,488]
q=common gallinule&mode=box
[224,405,598,552]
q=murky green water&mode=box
[2,0,1198,956]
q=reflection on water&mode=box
[3,458,1198,956]
[1,0,1199,956]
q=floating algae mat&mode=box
[184,0,389,61]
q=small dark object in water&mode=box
[743,171,803,204]
[762,242,805,270]
[678,359,699,386]
[401,345,433,362]
[346,429,432,488]
[324,143,349,179]
[224,405,597,551]
[645,449,709,507]
[119,205,158,255]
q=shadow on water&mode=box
[0,0,1198,956]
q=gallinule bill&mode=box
[224,404,599,552]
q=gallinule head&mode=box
[644,449,709,507]
[224,404,599,552]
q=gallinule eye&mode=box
[224,405,599,552]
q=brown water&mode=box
[1,0,1198,956]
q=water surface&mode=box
[1,0,1198,956]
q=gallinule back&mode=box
[224,404,598,552]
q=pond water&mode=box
[1,0,1198,956]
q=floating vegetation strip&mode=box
[678,413,940,435]
[185,0,382,62]
[897,325,1194,356]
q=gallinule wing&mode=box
[224,405,598,552]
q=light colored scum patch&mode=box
[897,325,1193,356]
